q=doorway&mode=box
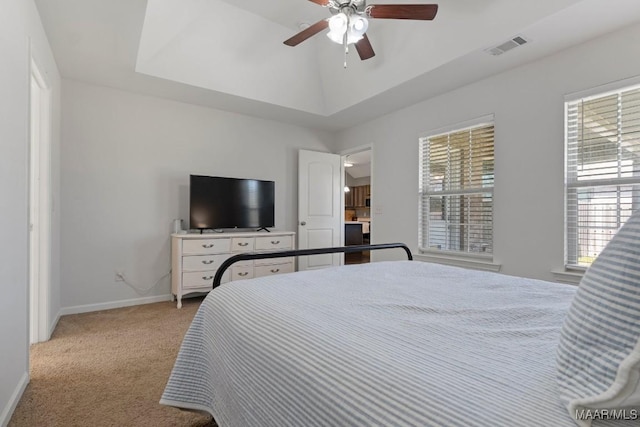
[29,58,52,344]
[342,148,372,265]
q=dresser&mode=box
[171,231,296,308]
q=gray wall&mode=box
[0,0,61,423]
[334,22,640,281]
[346,175,371,187]
[60,80,334,311]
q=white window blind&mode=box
[419,123,494,255]
[566,86,640,267]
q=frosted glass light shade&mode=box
[351,16,368,36]
[327,13,368,45]
[329,13,348,34]
[327,30,345,44]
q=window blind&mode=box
[419,123,494,255]
[566,87,640,267]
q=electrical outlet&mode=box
[114,272,124,282]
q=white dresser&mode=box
[171,231,296,308]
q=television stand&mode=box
[256,227,270,232]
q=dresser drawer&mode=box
[255,261,295,277]
[231,237,255,252]
[183,238,231,255]
[182,254,231,271]
[231,264,255,281]
[255,256,294,267]
[182,270,229,289]
[255,235,293,251]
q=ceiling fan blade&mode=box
[308,0,330,4]
[355,34,375,60]
[283,19,329,47]
[367,4,439,20]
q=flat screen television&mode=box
[189,175,275,231]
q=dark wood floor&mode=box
[345,251,370,265]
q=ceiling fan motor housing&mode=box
[330,0,367,14]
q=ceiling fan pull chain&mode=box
[343,26,349,68]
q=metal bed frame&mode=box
[212,242,413,289]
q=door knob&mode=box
[300,221,306,226]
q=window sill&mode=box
[415,251,501,273]
[550,267,585,285]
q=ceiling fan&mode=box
[284,1,438,66]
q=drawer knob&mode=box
[202,276,214,280]
[202,260,215,265]
[271,240,280,245]
[270,268,280,273]
[238,242,249,247]
[202,244,215,248]
[238,272,248,277]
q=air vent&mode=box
[485,35,529,56]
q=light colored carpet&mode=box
[9,297,217,427]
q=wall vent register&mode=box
[485,35,529,56]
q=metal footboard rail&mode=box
[212,242,413,289]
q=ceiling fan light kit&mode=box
[284,0,439,68]
[327,13,368,45]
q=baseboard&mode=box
[0,371,28,427]
[48,311,60,339]
[60,294,172,316]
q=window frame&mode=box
[564,78,640,268]
[418,115,495,259]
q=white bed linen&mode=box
[161,261,634,426]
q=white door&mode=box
[298,150,342,270]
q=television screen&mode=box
[189,175,275,230]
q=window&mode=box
[566,86,640,267]
[419,121,494,255]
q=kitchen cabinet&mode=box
[344,187,353,208]
[345,185,370,208]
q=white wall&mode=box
[333,23,640,282]
[60,80,334,311]
[346,175,371,187]
[0,0,61,424]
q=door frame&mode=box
[340,144,373,246]
[29,55,52,344]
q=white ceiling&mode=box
[346,150,371,179]
[35,0,640,130]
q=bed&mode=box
[160,238,640,427]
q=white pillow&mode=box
[556,211,640,426]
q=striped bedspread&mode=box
[160,261,628,426]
